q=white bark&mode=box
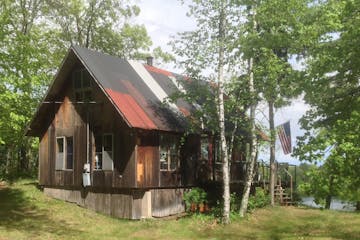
[269,100,276,206]
[239,8,258,217]
[239,55,258,217]
[218,0,230,224]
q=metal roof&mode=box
[27,45,193,136]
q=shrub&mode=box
[183,187,207,212]
[248,187,270,212]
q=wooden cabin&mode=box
[26,46,255,219]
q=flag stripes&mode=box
[277,121,292,155]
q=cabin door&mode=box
[137,146,155,187]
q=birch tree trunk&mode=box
[239,55,258,217]
[239,5,258,217]
[269,100,276,206]
[217,0,230,224]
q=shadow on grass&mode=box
[0,184,82,238]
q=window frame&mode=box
[159,134,179,172]
[200,136,210,161]
[94,133,114,171]
[72,68,93,102]
[55,136,74,171]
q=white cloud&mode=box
[136,0,196,52]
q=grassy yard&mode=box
[0,179,359,240]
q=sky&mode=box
[136,0,309,165]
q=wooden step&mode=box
[274,193,288,196]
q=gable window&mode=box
[160,135,179,171]
[72,69,93,102]
[94,134,113,170]
[55,136,73,170]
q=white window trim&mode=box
[94,133,114,171]
[159,136,179,172]
[55,136,74,171]
[103,133,114,171]
[56,136,65,170]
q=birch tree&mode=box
[237,0,310,205]
[239,6,258,216]
[173,0,244,223]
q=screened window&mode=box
[72,69,93,102]
[95,135,102,170]
[55,136,73,170]
[94,134,113,170]
[200,137,209,161]
[160,135,179,171]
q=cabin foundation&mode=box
[44,187,185,219]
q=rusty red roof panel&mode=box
[121,80,149,108]
[179,107,190,117]
[106,88,157,130]
[144,65,173,77]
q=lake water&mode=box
[302,197,356,212]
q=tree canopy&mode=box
[0,0,152,177]
[294,0,360,209]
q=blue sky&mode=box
[136,0,309,165]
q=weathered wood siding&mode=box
[38,62,136,189]
[113,129,136,188]
[44,187,153,219]
[39,130,49,185]
[151,189,185,217]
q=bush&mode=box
[248,187,270,212]
[204,188,270,220]
[183,187,207,212]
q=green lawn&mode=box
[0,179,359,240]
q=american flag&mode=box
[277,121,292,155]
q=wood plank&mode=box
[49,125,55,186]
[113,129,136,188]
[151,189,185,217]
[39,131,49,185]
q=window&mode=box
[55,136,73,170]
[95,135,102,170]
[94,134,113,170]
[160,135,179,171]
[200,137,209,161]
[72,69,93,102]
